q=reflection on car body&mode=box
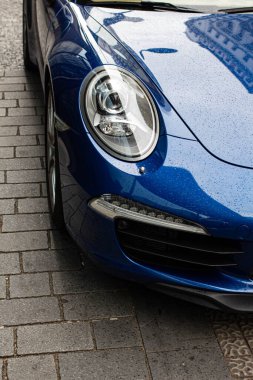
[23,0,253,311]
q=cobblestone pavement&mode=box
[0,1,253,380]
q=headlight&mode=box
[81,66,159,161]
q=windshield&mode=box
[76,0,253,12]
[151,0,253,6]
[152,0,253,11]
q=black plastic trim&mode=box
[151,282,253,312]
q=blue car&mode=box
[23,0,253,312]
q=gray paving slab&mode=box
[147,348,231,380]
[8,355,57,380]
[0,147,14,158]
[2,213,52,232]
[0,277,6,299]
[93,316,142,349]
[0,231,48,252]
[18,197,49,213]
[17,322,93,354]
[52,268,127,294]
[59,348,149,380]
[22,249,81,272]
[0,253,20,274]
[0,297,60,325]
[62,291,134,320]
[10,273,50,298]
[133,289,216,352]
[0,199,15,214]
[0,327,14,356]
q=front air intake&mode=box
[116,218,243,269]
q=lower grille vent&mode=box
[116,219,243,269]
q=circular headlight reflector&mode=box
[82,67,159,161]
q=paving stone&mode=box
[50,230,77,250]
[0,327,14,356]
[19,98,43,107]
[10,273,50,298]
[16,145,45,157]
[0,109,6,117]
[0,77,29,84]
[25,83,42,92]
[93,316,142,349]
[4,69,33,77]
[0,136,36,147]
[0,253,20,274]
[19,124,44,135]
[0,184,40,198]
[3,213,52,232]
[52,268,126,295]
[8,355,57,380]
[220,337,251,358]
[0,115,41,126]
[213,322,242,340]
[5,91,42,100]
[0,147,14,158]
[227,356,253,378]
[0,127,18,136]
[18,321,93,354]
[0,199,15,214]
[36,106,44,116]
[0,231,48,252]
[147,348,231,380]
[18,197,49,213]
[240,321,253,337]
[0,100,17,108]
[63,291,134,320]
[38,134,45,145]
[133,289,215,352]
[0,172,4,183]
[8,107,36,117]
[0,84,24,92]
[0,277,6,299]
[42,182,48,196]
[7,169,46,183]
[59,348,149,380]
[0,158,41,171]
[0,297,60,325]
[22,250,81,272]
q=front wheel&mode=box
[45,85,65,229]
[23,0,35,70]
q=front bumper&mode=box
[58,129,253,312]
[64,196,253,312]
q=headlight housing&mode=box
[81,66,159,161]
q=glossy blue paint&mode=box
[86,7,253,169]
[28,0,253,305]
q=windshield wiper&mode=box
[218,7,253,14]
[78,1,201,12]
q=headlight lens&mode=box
[82,67,159,161]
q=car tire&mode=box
[45,85,65,229]
[23,0,35,70]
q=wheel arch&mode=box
[44,64,53,102]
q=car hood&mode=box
[83,7,253,169]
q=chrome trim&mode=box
[54,113,70,131]
[89,196,208,235]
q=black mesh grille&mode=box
[116,218,243,270]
